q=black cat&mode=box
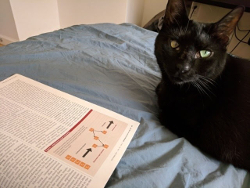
[155,0,250,171]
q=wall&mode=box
[0,0,19,44]
[58,0,127,29]
[191,2,250,59]
[57,0,167,28]
[0,0,164,44]
[10,0,60,41]
[141,0,167,27]
[58,0,153,28]
[126,0,145,26]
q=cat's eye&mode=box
[170,40,179,49]
[199,50,212,58]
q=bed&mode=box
[0,23,249,188]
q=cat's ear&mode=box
[212,6,245,45]
[163,0,189,26]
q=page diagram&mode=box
[45,110,128,176]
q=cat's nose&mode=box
[181,65,191,73]
[176,63,191,74]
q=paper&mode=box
[0,74,139,188]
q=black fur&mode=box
[155,0,250,171]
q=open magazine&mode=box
[0,74,139,188]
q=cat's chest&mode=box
[160,84,215,124]
[165,86,203,108]
[157,83,208,133]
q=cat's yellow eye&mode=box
[199,50,211,58]
[170,40,179,49]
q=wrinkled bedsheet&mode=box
[0,23,249,188]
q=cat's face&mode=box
[155,0,244,85]
[155,21,228,85]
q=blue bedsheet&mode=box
[0,23,249,188]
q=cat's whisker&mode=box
[196,82,209,97]
[191,82,202,96]
[197,78,211,89]
[203,78,216,86]
[202,76,216,84]
[193,79,214,100]
[197,79,210,91]
[198,75,217,86]
[193,81,206,96]
[191,81,206,108]
[197,79,216,98]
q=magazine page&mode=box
[0,74,139,188]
